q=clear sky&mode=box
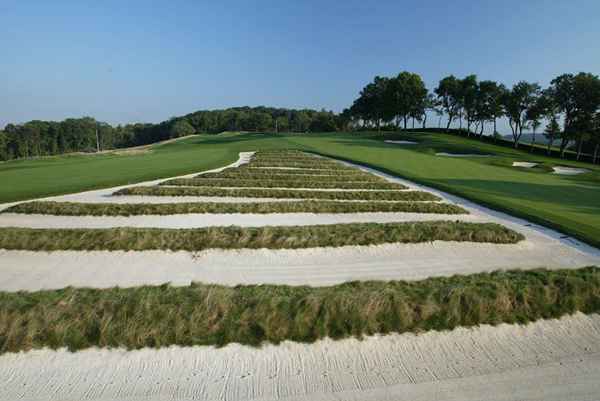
[1,0,599,131]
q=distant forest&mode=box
[2,71,600,163]
[0,107,341,161]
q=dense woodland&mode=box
[2,72,600,163]
[0,107,339,161]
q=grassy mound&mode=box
[1,267,598,353]
[4,200,467,216]
[0,221,522,251]
[161,178,406,190]
[113,186,441,201]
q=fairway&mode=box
[2,131,599,248]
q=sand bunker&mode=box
[384,140,418,145]
[2,153,600,290]
[1,313,598,401]
[512,161,538,168]
[436,152,491,157]
[0,212,477,229]
[553,166,590,175]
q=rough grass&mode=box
[1,267,598,353]
[233,166,365,176]
[113,186,441,201]
[3,200,467,216]
[0,221,523,251]
[246,160,354,170]
[161,178,406,190]
[197,170,386,182]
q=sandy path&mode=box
[1,232,599,290]
[1,312,599,401]
[0,211,477,229]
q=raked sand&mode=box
[1,312,599,401]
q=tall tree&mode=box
[435,75,462,131]
[474,80,500,137]
[547,72,600,158]
[525,99,544,151]
[460,75,479,135]
[502,81,541,148]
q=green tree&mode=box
[474,80,503,137]
[547,72,600,158]
[502,81,541,148]
[435,75,462,131]
[169,119,195,138]
[460,75,479,135]
[544,117,561,156]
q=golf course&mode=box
[3,1,600,399]
[3,131,599,246]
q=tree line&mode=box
[346,72,600,162]
[0,107,340,161]
[2,73,600,163]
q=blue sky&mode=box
[1,0,599,132]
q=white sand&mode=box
[553,166,590,175]
[513,161,538,168]
[2,232,599,291]
[1,312,598,401]
[436,152,492,157]
[384,140,418,145]
[0,212,478,229]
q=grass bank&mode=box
[0,221,522,251]
[3,200,466,216]
[114,186,441,201]
[161,178,406,190]
[1,267,598,353]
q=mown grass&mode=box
[114,186,441,201]
[161,178,406,190]
[3,200,466,216]
[1,267,598,353]
[197,170,386,182]
[0,221,522,251]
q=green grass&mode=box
[114,186,442,201]
[161,177,406,190]
[3,200,466,216]
[0,221,522,251]
[1,267,598,353]
[2,131,599,247]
